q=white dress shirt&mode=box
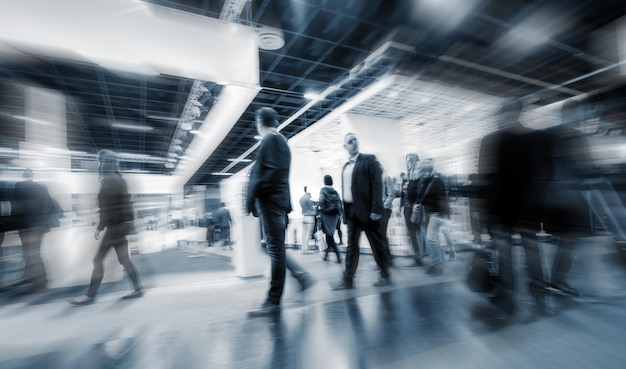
[342,153,359,204]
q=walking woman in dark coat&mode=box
[318,175,342,263]
[71,150,143,305]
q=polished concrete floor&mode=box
[1,237,625,369]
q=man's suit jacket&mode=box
[341,153,383,223]
[247,131,292,214]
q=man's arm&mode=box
[368,155,383,219]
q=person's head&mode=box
[561,99,584,127]
[255,107,278,136]
[97,149,120,178]
[324,174,333,186]
[343,132,359,156]
[496,98,523,129]
[405,152,420,171]
[22,168,33,180]
[418,158,434,177]
[220,202,225,207]
[303,186,308,193]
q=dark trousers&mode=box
[324,226,341,262]
[221,226,231,245]
[336,220,343,244]
[87,224,141,297]
[343,203,390,282]
[380,208,393,264]
[259,203,307,305]
[493,225,545,304]
[18,229,47,288]
[403,206,422,262]
[551,235,575,284]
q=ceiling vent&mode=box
[258,26,285,50]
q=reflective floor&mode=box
[1,238,625,369]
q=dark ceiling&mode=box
[1,0,626,189]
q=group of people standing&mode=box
[245,106,453,316]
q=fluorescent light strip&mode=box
[227,158,252,162]
[212,172,234,176]
[111,123,153,131]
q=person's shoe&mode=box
[426,265,443,275]
[70,295,95,306]
[336,258,342,264]
[121,290,143,300]
[550,282,580,297]
[489,293,515,316]
[373,277,391,287]
[404,260,424,268]
[299,276,317,292]
[448,252,457,261]
[322,253,329,262]
[331,280,354,290]
[248,302,280,317]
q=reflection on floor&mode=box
[1,237,625,369]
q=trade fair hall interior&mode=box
[1,1,626,368]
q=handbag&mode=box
[410,204,424,224]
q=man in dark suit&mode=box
[12,168,53,293]
[246,107,315,317]
[332,133,391,290]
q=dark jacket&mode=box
[341,153,383,223]
[478,123,533,228]
[318,186,341,235]
[416,174,449,217]
[12,180,53,232]
[247,131,292,213]
[97,174,134,231]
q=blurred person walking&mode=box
[332,133,391,290]
[535,99,594,297]
[478,99,545,315]
[71,150,143,305]
[414,159,450,275]
[299,186,317,253]
[318,174,342,263]
[246,107,315,317]
[400,153,425,267]
[380,166,395,266]
[11,168,56,293]
[215,202,233,249]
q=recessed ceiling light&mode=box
[254,135,262,140]
[304,92,320,100]
[164,163,175,168]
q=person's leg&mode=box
[326,232,341,262]
[403,207,422,263]
[380,208,393,264]
[362,219,391,280]
[260,206,287,305]
[441,218,456,260]
[491,225,515,314]
[343,209,362,285]
[549,234,579,296]
[424,214,445,273]
[336,221,343,245]
[19,230,47,287]
[112,231,142,293]
[86,241,111,297]
[520,228,547,311]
